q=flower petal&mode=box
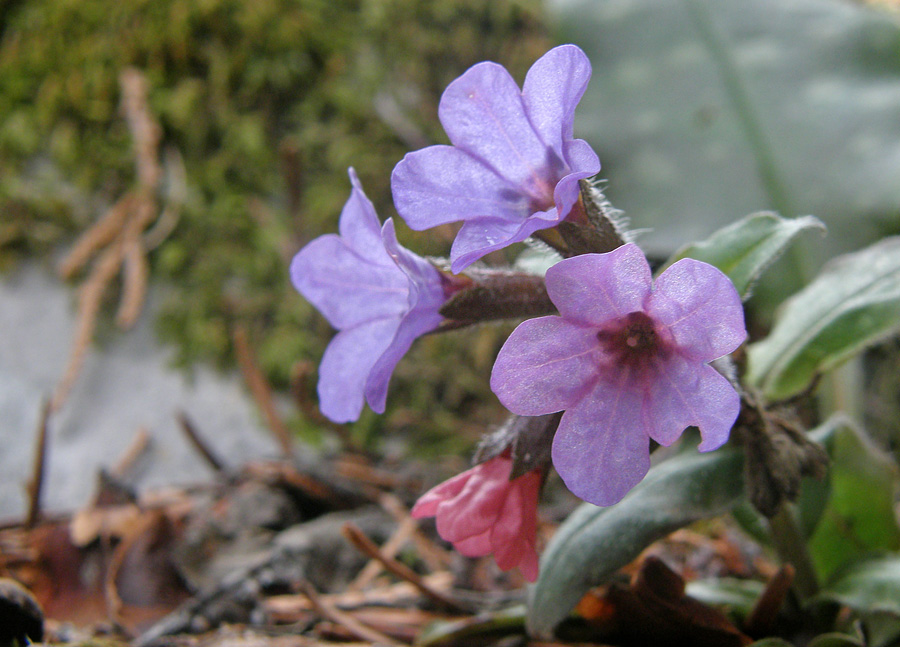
[364,294,443,414]
[410,470,472,519]
[433,457,510,543]
[454,531,493,557]
[648,258,747,362]
[647,356,741,451]
[551,373,651,506]
[290,235,407,329]
[491,316,600,416]
[490,470,541,579]
[339,168,390,264]
[391,145,529,230]
[438,61,555,196]
[316,318,398,423]
[545,244,652,327]
[449,213,555,273]
[522,44,593,159]
[381,218,445,306]
[554,138,601,218]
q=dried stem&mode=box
[111,427,152,478]
[342,522,466,613]
[25,399,51,529]
[51,235,127,412]
[299,579,406,647]
[744,563,795,637]
[233,325,295,458]
[177,411,226,473]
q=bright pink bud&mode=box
[411,455,541,581]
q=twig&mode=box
[57,195,133,279]
[120,67,162,192]
[233,325,294,458]
[51,67,164,414]
[115,218,150,329]
[744,563,795,637]
[299,579,406,647]
[379,494,451,573]
[347,513,418,592]
[342,522,466,613]
[177,411,226,473]
[25,399,51,529]
[51,214,129,412]
[111,427,152,479]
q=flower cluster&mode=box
[290,45,746,580]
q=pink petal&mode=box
[438,61,553,196]
[489,470,541,577]
[433,457,510,543]
[648,258,747,362]
[514,547,540,582]
[411,470,473,519]
[454,531,493,557]
[551,373,652,506]
[545,244,652,327]
[522,44,593,159]
[647,357,741,451]
[491,317,601,416]
[316,319,397,423]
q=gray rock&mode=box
[0,264,280,519]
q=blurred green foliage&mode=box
[0,0,550,451]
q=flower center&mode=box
[597,311,669,371]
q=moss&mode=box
[0,0,549,450]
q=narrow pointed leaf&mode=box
[527,446,744,638]
[746,237,900,400]
[665,212,825,299]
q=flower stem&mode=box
[768,502,819,600]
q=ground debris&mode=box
[0,446,774,647]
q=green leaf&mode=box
[748,639,794,647]
[665,212,825,299]
[808,421,900,580]
[807,634,866,647]
[746,237,900,400]
[551,0,900,261]
[685,577,765,621]
[527,445,745,638]
[817,556,900,617]
[417,605,525,647]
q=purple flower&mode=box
[290,169,446,423]
[391,44,601,273]
[490,244,746,506]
